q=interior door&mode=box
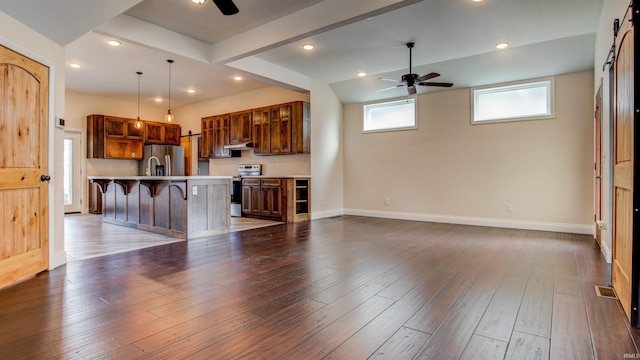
[0,45,50,290]
[612,9,635,323]
[64,131,82,213]
[595,85,603,244]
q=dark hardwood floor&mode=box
[1,216,639,359]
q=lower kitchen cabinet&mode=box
[241,177,310,222]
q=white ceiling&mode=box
[0,0,604,107]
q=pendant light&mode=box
[165,59,175,122]
[135,71,143,129]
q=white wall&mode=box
[0,10,67,268]
[344,71,594,234]
[310,79,344,218]
[593,0,630,262]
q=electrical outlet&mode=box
[385,198,390,206]
[192,186,198,195]
[507,203,513,212]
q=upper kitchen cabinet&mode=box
[87,114,143,159]
[230,111,252,145]
[254,101,310,155]
[144,122,181,145]
[201,114,240,158]
[252,107,271,155]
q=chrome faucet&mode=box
[146,155,160,176]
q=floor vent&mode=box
[595,286,618,299]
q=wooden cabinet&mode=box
[253,101,310,155]
[252,107,271,155]
[201,114,241,158]
[88,115,182,159]
[242,178,285,220]
[144,122,181,145]
[241,177,310,222]
[230,111,252,144]
[87,114,143,159]
[288,178,310,222]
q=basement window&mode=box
[363,98,416,133]
[471,78,554,124]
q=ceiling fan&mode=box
[377,42,453,95]
[197,0,238,15]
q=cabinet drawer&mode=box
[261,178,281,187]
[242,178,261,186]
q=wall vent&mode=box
[595,286,618,299]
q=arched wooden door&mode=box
[0,45,50,289]
[612,6,637,323]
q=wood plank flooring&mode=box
[64,214,281,261]
[2,216,639,359]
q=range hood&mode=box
[224,142,253,150]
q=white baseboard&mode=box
[311,208,344,220]
[50,251,67,269]
[600,239,612,263]
[343,208,594,235]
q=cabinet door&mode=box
[242,185,252,214]
[145,122,165,144]
[165,124,181,145]
[230,111,252,144]
[104,117,126,138]
[252,108,271,154]
[214,115,231,158]
[200,117,214,158]
[271,104,292,154]
[127,120,144,139]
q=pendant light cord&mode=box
[137,71,142,119]
[168,59,174,113]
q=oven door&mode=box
[231,177,242,216]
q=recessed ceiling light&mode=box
[302,44,314,51]
[496,42,509,49]
[357,72,367,77]
[107,40,121,47]
[155,97,163,103]
[233,76,243,81]
[473,0,483,2]
[69,63,82,69]
[191,0,205,4]
[187,89,196,93]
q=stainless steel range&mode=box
[231,164,262,217]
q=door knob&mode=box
[40,175,51,182]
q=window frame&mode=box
[362,97,418,134]
[471,77,555,125]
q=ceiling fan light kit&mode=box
[376,42,453,95]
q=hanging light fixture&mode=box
[165,59,175,122]
[135,71,143,129]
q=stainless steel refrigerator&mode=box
[139,145,185,176]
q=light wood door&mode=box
[0,45,50,289]
[612,11,635,322]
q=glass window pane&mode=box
[363,98,416,132]
[472,79,553,124]
[64,139,72,205]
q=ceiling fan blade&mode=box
[417,72,440,82]
[407,86,417,95]
[417,81,454,87]
[375,84,405,92]
[212,0,239,15]
[378,77,403,83]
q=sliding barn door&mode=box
[0,45,50,289]
[612,7,637,323]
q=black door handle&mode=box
[40,175,51,182]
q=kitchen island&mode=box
[88,176,231,239]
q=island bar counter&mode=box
[88,176,231,239]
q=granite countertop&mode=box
[238,175,311,179]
